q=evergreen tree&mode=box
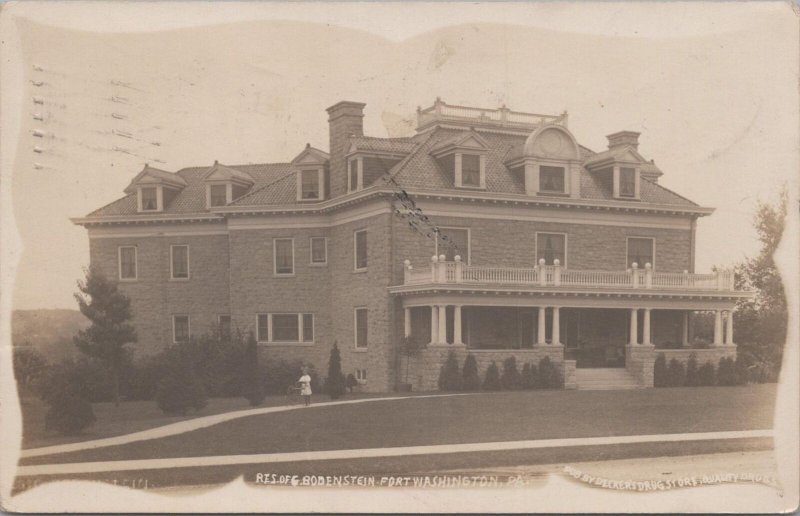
[73,266,137,406]
[653,353,668,387]
[501,357,522,390]
[667,358,686,387]
[326,341,346,399]
[241,332,266,406]
[483,361,501,390]
[462,354,481,391]
[698,361,716,386]
[439,351,462,391]
[685,354,699,387]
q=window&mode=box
[209,184,227,206]
[302,313,314,342]
[118,246,137,280]
[218,315,231,339]
[536,233,566,266]
[257,314,269,342]
[627,237,654,269]
[355,308,368,349]
[461,154,481,187]
[310,237,327,265]
[256,313,315,343]
[170,245,189,279]
[620,167,636,197]
[274,239,294,275]
[355,368,367,383]
[349,159,359,192]
[354,230,367,270]
[141,187,158,211]
[173,315,190,343]
[272,314,299,341]
[540,166,565,193]
[301,170,320,199]
[436,227,470,262]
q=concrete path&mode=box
[17,429,773,477]
[21,393,472,459]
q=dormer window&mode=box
[291,145,329,201]
[460,154,482,187]
[140,187,158,211]
[209,184,228,207]
[539,166,566,193]
[619,167,636,197]
[301,169,321,200]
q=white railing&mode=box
[402,256,739,292]
[416,98,567,130]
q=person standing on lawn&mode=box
[298,368,312,406]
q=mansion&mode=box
[73,99,752,391]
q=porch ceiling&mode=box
[391,284,745,310]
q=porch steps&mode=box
[575,368,641,390]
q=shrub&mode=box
[666,358,686,387]
[462,354,481,391]
[38,358,115,404]
[734,355,749,385]
[483,361,501,391]
[538,357,562,389]
[12,347,48,394]
[241,332,266,406]
[155,346,208,415]
[121,357,163,401]
[685,354,699,387]
[717,357,737,386]
[438,352,462,391]
[501,357,522,390]
[653,353,668,387]
[346,373,359,392]
[697,361,716,386]
[521,362,538,390]
[45,395,96,435]
[325,342,346,399]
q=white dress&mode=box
[299,374,312,396]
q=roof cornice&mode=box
[71,213,225,227]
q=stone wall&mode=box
[658,346,738,365]
[625,345,656,387]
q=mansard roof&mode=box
[83,123,701,220]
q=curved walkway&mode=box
[21,393,472,459]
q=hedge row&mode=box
[653,353,747,388]
[438,353,563,391]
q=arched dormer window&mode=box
[507,125,581,198]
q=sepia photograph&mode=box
[0,1,797,512]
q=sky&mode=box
[2,2,797,310]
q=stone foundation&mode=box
[408,345,566,391]
[625,345,738,387]
[658,346,738,365]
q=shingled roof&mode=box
[85,124,700,219]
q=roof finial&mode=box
[214,159,219,165]
[306,142,311,148]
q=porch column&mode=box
[725,310,734,345]
[404,307,411,338]
[713,310,723,346]
[453,305,463,345]
[438,305,448,345]
[682,311,690,347]
[642,308,651,345]
[552,307,561,345]
[629,308,638,345]
[537,306,547,345]
[430,305,438,345]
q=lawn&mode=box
[20,384,776,466]
[18,391,408,449]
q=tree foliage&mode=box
[241,332,266,406]
[462,354,481,391]
[732,188,787,383]
[73,266,137,405]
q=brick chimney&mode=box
[327,101,366,197]
[606,130,640,151]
